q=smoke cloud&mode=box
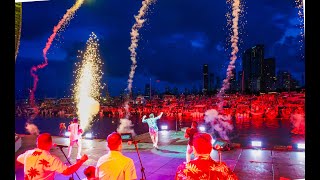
[25,123,39,135]
[117,118,136,136]
[204,109,234,141]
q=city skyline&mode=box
[15,0,305,98]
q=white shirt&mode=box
[68,123,82,141]
[17,148,68,180]
[96,151,137,180]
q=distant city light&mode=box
[251,141,262,147]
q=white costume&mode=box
[67,122,83,159]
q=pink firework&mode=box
[28,0,84,119]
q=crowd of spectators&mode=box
[16,92,304,122]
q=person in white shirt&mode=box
[95,132,137,180]
[16,133,88,180]
[67,117,83,160]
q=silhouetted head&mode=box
[107,132,122,151]
[193,133,213,155]
[73,118,78,123]
[37,133,53,150]
[84,166,96,179]
[149,113,154,118]
[191,121,198,128]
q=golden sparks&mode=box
[72,32,104,131]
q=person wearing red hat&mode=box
[185,121,199,163]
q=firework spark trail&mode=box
[302,0,305,36]
[29,0,84,118]
[125,0,156,118]
[216,0,241,111]
[73,33,104,132]
[295,0,304,60]
[295,0,304,37]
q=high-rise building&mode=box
[209,73,214,93]
[238,71,244,93]
[301,72,305,87]
[144,83,150,97]
[276,71,299,91]
[262,58,276,92]
[202,64,209,94]
[229,68,237,93]
[215,76,221,90]
[242,44,265,93]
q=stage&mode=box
[15,131,305,180]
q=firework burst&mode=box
[72,32,104,131]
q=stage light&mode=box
[297,143,305,149]
[161,125,168,130]
[64,132,70,137]
[251,141,262,147]
[199,126,206,132]
[212,139,232,151]
[85,132,93,139]
[121,133,133,142]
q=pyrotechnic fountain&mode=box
[72,32,104,132]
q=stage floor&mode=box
[15,131,305,180]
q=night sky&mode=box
[15,0,305,98]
